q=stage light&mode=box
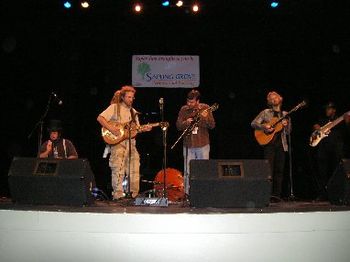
[81,1,90,8]
[270,1,279,8]
[134,3,142,13]
[162,1,170,7]
[176,1,183,7]
[192,4,199,12]
[63,1,72,9]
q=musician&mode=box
[39,120,78,159]
[251,91,290,201]
[97,86,152,200]
[313,102,344,200]
[176,90,216,195]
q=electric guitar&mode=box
[309,111,350,147]
[254,101,306,146]
[101,121,169,145]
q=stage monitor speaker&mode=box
[8,157,95,206]
[327,159,350,205]
[189,159,271,208]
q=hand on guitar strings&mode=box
[200,110,209,118]
[263,124,275,133]
[142,124,153,132]
[109,126,121,137]
[281,119,289,127]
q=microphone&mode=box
[52,92,63,105]
[159,97,164,110]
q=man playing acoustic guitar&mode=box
[97,86,152,200]
[251,91,291,202]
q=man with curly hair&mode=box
[97,86,152,200]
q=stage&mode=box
[1,198,350,262]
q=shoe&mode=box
[314,195,328,202]
[182,194,190,207]
[270,196,283,203]
[112,192,124,201]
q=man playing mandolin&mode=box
[251,91,291,202]
[176,89,216,196]
[97,86,152,200]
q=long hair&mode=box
[110,85,136,117]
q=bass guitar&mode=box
[254,101,306,145]
[309,111,350,147]
[101,121,169,145]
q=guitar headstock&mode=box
[210,103,219,112]
[290,100,307,113]
[160,122,170,129]
[297,100,307,109]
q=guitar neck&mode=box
[324,116,344,130]
[271,101,306,128]
[137,123,160,132]
[271,114,288,128]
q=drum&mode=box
[154,168,185,202]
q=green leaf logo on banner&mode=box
[137,62,151,80]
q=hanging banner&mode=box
[132,55,200,88]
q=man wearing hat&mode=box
[39,120,78,159]
[313,102,344,200]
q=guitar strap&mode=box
[63,139,67,158]
[111,104,119,121]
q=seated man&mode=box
[39,120,78,159]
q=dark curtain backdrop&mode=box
[1,0,350,198]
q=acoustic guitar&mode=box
[101,120,169,145]
[254,101,306,145]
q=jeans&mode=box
[183,144,210,195]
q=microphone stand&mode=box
[159,100,169,199]
[124,110,135,199]
[171,116,200,150]
[27,92,54,157]
[171,116,201,197]
[287,118,296,201]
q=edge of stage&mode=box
[1,199,350,262]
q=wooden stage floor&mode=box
[1,197,349,214]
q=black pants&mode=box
[264,136,285,198]
[316,139,343,196]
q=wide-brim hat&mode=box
[47,119,63,132]
[324,102,336,109]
